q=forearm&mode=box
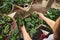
[37,12,55,30]
[41,16,55,30]
[21,27,32,40]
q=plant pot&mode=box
[5,18,16,40]
[8,30,21,40]
[0,3,13,14]
[11,0,33,12]
[0,14,16,40]
[14,11,42,37]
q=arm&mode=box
[43,16,55,29]
[36,12,55,31]
[20,25,32,40]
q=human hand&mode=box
[35,11,45,19]
[19,25,26,31]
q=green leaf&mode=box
[0,20,5,25]
[25,18,32,22]
[9,37,16,40]
[0,34,3,39]
[30,28,36,34]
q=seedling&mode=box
[15,12,41,33]
[0,14,13,39]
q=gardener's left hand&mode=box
[19,25,26,31]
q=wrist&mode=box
[20,26,26,32]
[39,14,45,20]
[42,16,46,21]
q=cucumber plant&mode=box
[15,12,41,34]
[42,8,60,31]
[0,0,13,14]
[45,8,60,21]
[0,33,3,40]
[0,14,13,40]
[13,0,32,7]
[9,30,20,40]
[9,31,17,40]
[0,0,32,14]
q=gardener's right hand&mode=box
[35,11,45,19]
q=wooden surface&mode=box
[51,1,60,10]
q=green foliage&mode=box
[13,0,32,5]
[45,8,60,21]
[0,26,2,31]
[9,32,16,40]
[0,0,32,14]
[0,14,13,39]
[42,8,60,31]
[25,18,32,22]
[3,24,10,35]
[0,0,13,14]
[9,30,20,40]
[15,17,24,26]
[0,34,3,40]
[0,20,5,25]
[15,12,41,33]
[30,28,36,34]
